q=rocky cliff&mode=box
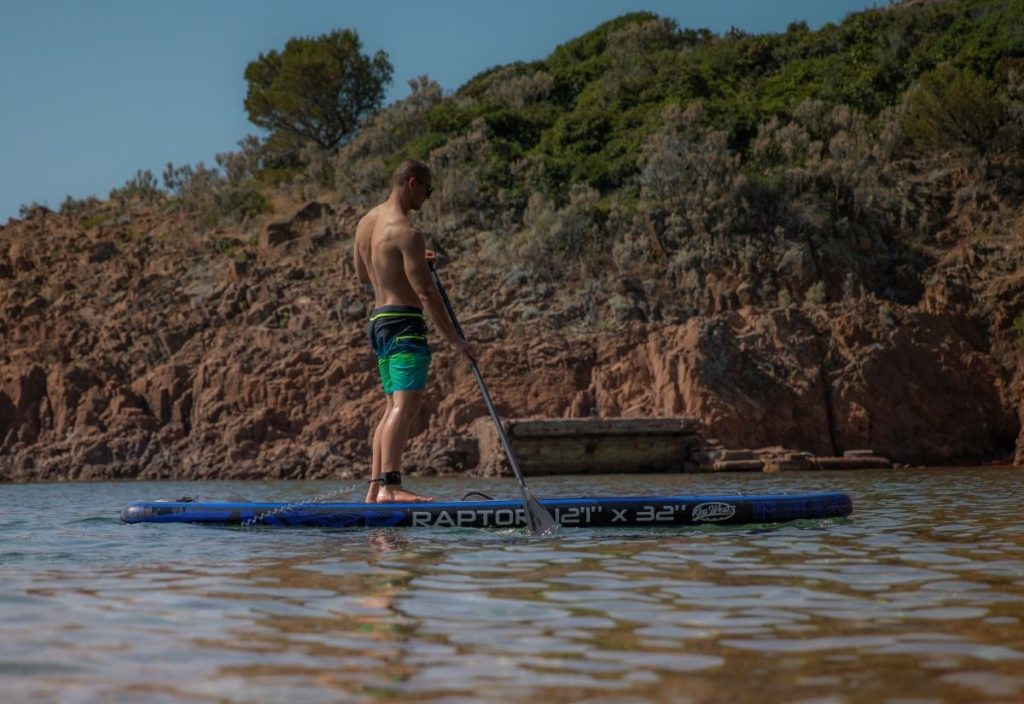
[2,189,1021,482]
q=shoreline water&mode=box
[3,468,1023,703]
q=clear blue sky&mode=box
[0,0,880,223]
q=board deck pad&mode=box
[121,492,852,529]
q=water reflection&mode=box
[1,469,1023,702]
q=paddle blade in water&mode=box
[522,489,559,536]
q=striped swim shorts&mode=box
[367,305,432,394]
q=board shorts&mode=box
[368,305,432,394]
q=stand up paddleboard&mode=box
[121,492,852,529]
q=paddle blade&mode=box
[521,489,559,537]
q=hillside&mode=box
[3,0,1024,481]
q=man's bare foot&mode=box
[375,486,433,503]
[364,486,380,504]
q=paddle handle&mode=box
[429,264,529,492]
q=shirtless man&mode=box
[354,159,474,503]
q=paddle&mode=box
[429,261,558,536]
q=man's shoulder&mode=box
[382,217,422,241]
[356,205,380,231]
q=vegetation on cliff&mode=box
[50,0,1024,318]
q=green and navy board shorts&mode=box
[368,305,432,394]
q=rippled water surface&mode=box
[2,469,1023,703]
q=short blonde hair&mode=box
[392,159,431,188]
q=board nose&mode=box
[120,503,144,523]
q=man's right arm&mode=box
[401,228,475,359]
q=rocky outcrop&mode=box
[564,305,1017,465]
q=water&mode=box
[2,468,1023,704]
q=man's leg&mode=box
[376,388,432,502]
[365,394,394,503]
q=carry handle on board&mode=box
[429,261,558,537]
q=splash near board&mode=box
[121,492,852,529]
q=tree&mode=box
[244,29,393,151]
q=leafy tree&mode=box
[244,29,393,150]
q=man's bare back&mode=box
[354,204,424,309]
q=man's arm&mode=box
[353,241,371,285]
[353,215,373,285]
[402,228,473,357]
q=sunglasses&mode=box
[425,184,434,197]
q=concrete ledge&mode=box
[472,417,893,476]
[506,417,701,437]
[476,416,701,476]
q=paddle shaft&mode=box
[428,265,531,494]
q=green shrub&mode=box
[110,169,161,206]
[512,184,610,278]
[879,302,896,327]
[216,186,270,222]
[900,64,1005,153]
[1013,316,1024,341]
[638,102,742,243]
[59,195,101,218]
[215,135,265,184]
[17,201,48,219]
[804,281,827,306]
[161,157,270,226]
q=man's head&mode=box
[392,159,433,210]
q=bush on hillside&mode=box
[900,64,1005,154]
[749,100,900,230]
[603,17,680,103]
[17,201,48,220]
[743,100,925,303]
[59,195,102,218]
[1000,58,1024,150]
[110,170,162,209]
[216,136,265,185]
[512,184,609,279]
[162,161,269,226]
[428,119,495,215]
[481,68,556,110]
[639,102,743,245]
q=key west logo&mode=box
[691,502,736,522]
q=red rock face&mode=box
[1,200,1021,482]
[580,306,1018,465]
